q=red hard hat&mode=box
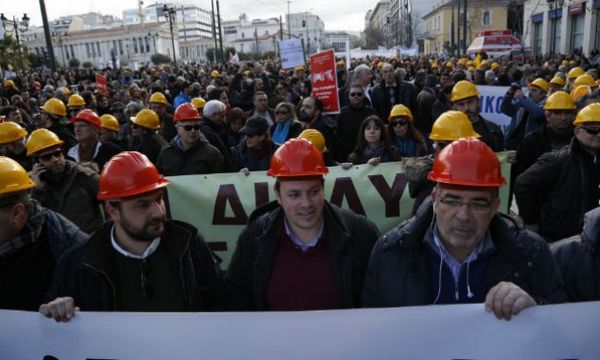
[173,103,201,122]
[97,151,170,200]
[71,109,101,129]
[428,138,505,187]
[267,138,328,178]
[32,81,41,89]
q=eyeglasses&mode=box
[350,92,364,97]
[581,126,600,136]
[275,110,289,115]
[38,150,63,162]
[391,120,409,127]
[139,259,153,300]
[437,196,493,213]
[179,124,201,131]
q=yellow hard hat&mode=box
[40,98,67,117]
[467,60,474,67]
[491,62,500,71]
[0,156,35,197]
[445,61,454,68]
[573,74,597,88]
[149,92,168,105]
[431,62,439,69]
[130,109,160,130]
[458,58,468,67]
[480,60,488,67]
[297,129,327,153]
[191,97,207,110]
[388,104,414,122]
[529,78,549,92]
[0,121,28,144]
[567,67,585,80]
[467,66,475,72]
[429,111,480,141]
[550,76,565,87]
[67,94,86,108]
[561,60,569,66]
[3,79,16,88]
[573,103,600,125]
[544,91,576,110]
[58,86,71,95]
[211,70,220,78]
[570,85,592,103]
[569,60,577,66]
[25,128,64,156]
[377,62,385,69]
[451,80,479,102]
[295,65,305,72]
[100,114,120,132]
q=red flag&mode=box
[95,73,109,96]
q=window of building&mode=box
[85,43,91,58]
[118,40,123,55]
[97,42,101,57]
[570,14,585,51]
[133,38,138,53]
[139,37,144,53]
[145,37,150,52]
[533,21,542,56]
[482,11,491,26]
[70,45,75,59]
[552,18,561,53]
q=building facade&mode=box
[223,14,285,55]
[523,0,600,56]
[123,3,214,61]
[22,22,175,69]
[422,0,510,55]
[286,12,325,54]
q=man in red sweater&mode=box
[226,138,380,310]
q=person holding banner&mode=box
[226,138,379,311]
[39,151,223,322]
[451,81,504,152]
[363,138,567,320]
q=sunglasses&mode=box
[581,127,600,136]
[38,150,63,162]
[391,120,409,127]
[350,92,364,97]
[275,110,289,115]
[179,125,201,131]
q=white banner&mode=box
[279,38,305,70]
[1,302,599,359]
[476,85,514,133]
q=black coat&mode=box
[200,119,234,171]
[0,207,88,310]
[362,203,567,307]
[335,104,375,161]
[156,135,226,176]
[472,115,505,152]
[226,200,380,310]
[231,139,278,172]
[369,80,417,121]
[551,207,600,302]
[515,139,600,242]
[46,220,224,311]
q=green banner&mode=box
[167,153,510,267]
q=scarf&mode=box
[272,120,292,145]
[362,143,386,161]
[0,200,45,258]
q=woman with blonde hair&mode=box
[270,102,304,145]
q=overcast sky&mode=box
[5,0,368,32]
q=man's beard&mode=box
[298,110,312,123]
[120,214,166,242]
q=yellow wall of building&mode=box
[423,3,508,54]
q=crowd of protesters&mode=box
[1,49,600,320]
